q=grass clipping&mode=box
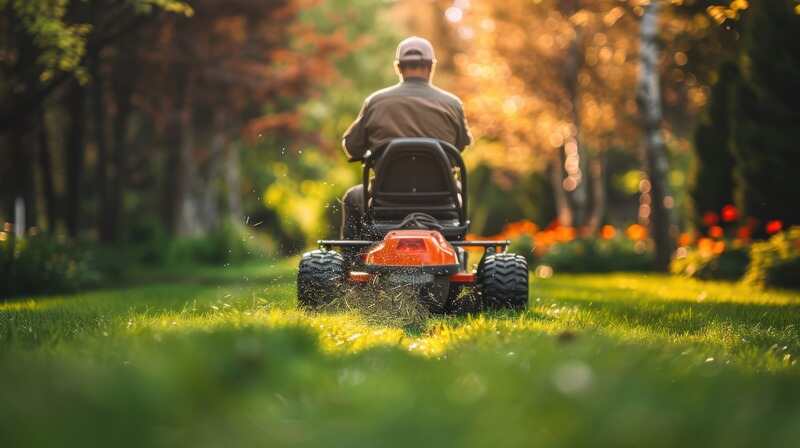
[321,282,431,328]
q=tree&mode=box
[437,0,641,231]
[636,0,673,270]
[0,0,191,132]
[134,0,351,236]
[0,0,190,232]
[731,0,800,233]
[689,61,738,228]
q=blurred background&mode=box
[2,0,799,297]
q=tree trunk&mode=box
[586,154,606,234]
[162,68,189,235]
[563,26,588,228]
[89,49,113,242]
[6,15,38,230]
[550,151,573,227]
[109,34,140,243]
[64,83,86,238]
[163,115,181,235]
[636,1,673,271]
[224,144,242,224]
[176,82,200,237]
[558,0,588,228]
[198,111,227,233]
[9,125,37,231]
[37,107,58,232]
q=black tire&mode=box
[297,250,346,310]
[477,253,529,311]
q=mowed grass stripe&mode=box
[1,261,799,447]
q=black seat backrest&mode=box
[374,141,454,199]
[368,138,461,220]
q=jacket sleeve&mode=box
[455,103,473,151]
[342,99,370,161]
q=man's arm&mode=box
[455,103,473,151]
[342,99,370,161]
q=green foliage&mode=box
[537,237,653,273]
[0,233,101,298]
[3,0,191,82]
[744,227,800,290]
[297,0,400,141]
[731,0,800,230]
[0,221,272,299]
[262,151,356,248]
[236,0,399,249]
[508,234,535,266]
[166,221,264,265]
[5,0,91,81]
[468,164,555,235]
[671,246,750,281]
[689,61,738,228]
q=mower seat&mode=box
[363,138,468,240]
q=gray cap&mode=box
[395,36,436,62]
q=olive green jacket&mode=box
[342,78,472,160]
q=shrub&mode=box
[671,245,749,281]
[0,233,101,298]
[743,227,800,290]
[536,237,653,273]
[730,1,800,232]
[125,216,170,265]
[508,234,535,266]
[166,222,264,265]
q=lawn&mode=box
[1,260,799,447]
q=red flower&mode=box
[766,220,783,235]
[600,225,616,240]
[736,226,751,240]
[721,204,739,222]
[626,224,648,241]
[678,232,694,247]
[709,226,724,239]
[702,211,719,227]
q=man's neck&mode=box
[402,76,429,83]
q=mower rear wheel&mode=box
[478,253,529,311]
[297,250,346,310]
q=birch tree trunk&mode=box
[636,1,673,270]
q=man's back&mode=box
[342,78,471,160]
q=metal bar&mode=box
[450,240,511,247]
[371,205,458,212]
[318,240,376,247]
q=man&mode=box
[340,36,472,239]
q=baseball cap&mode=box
[395,36,436,62]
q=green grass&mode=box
[1,260,799,447]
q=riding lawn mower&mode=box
[296,138,529,314]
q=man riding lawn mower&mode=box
[297,37,529,314]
